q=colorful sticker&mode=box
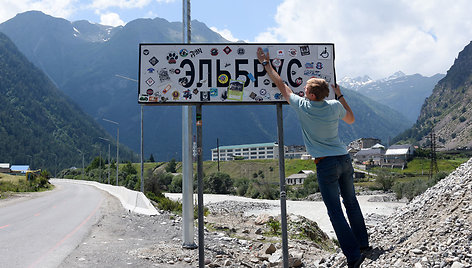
[218,74,229,84]
[146,89,154,95]
[210,48,218,56]
[277,50,284,57]
[260,88,267,95]
[172,91,180,100]
[316,62,323,70]
[146,78,155,86]
[166,52,178,64]
[183,90,192,100]
[210,88,218,97]
[163,84,171,94]
[272,58,282,67]
[193,88,199,95]
[237,48,245,55]
[139,96,148,101]
[147,68,155,73]
[288,48,297,57]
[297,91,305,97]
[249,92,257,99]
[143,49,149,55]
[227,80,244,101]
[223,46,232,55]
[247,73,256,82]
[274,93,282,99]
[179,49,189,57]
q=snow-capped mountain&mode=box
[340,71,445,122]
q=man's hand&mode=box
[257,47,270,64]
[331,84,342,97]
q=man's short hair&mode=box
[306,78,329,100]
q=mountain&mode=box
[0,11,411,160]
[393,41,472,150]
[340,72,445,122]
[0,32,136,172]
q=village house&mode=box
[285,170,314,185]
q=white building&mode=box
[286,170,315,185]
[211,142,284,161]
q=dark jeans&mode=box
[316,154,369,264]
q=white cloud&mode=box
[255,0,472,79]
[99,12,125,26]
[210,26,240,42]
[90,0,152,10]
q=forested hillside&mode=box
[0,32,136,172]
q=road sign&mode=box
[138,43,336,105]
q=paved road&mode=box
[0,180,104,268]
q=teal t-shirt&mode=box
[289,93,348,158]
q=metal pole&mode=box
[82,152,85,181]
[196,104,204,267]
[108,143,111,184]
[276,103,289,268]
[116,127,119,186]
[103,118,119,186]
[217,138,220,172]
[182,0,196,249]
[140,105,144,192]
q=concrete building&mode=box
[0,163,11,173]
[211,142,284,161]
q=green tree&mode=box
[169,175,183,193]
[122,161,137,176]
[86,156,106,172]
[165,158,177,173]
[149,154,155,163]
[375,170,395,191]
[204,172,233,194]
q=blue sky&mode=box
[1,0,472,80]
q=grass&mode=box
[0,173,53,197]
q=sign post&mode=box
[138,43,336,267]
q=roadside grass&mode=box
[0,173,53,198]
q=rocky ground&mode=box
[58,158,472,267]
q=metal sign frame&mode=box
[138,43,336,105]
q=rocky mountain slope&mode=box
[340,72,444,123]
[361,157,472,267]
[394,41,472,150]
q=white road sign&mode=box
[138,43,336,105]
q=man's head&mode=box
[304,78,329,101]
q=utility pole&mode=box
[429,130,439,179]
[103,118,120,186]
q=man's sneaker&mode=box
[348,253,365,268]
[360,246,373,254]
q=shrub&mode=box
[267,218,280,235]
[375,171,395,191]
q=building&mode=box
[286,170,314,185]
[211,142,284,161]
[354,147,386,165]
[384,144,415,168]
[10,165,30,174]
[348,138,382,151]
[285,145,308,159]
[0,163,11,173]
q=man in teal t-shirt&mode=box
[257,47,370,268]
